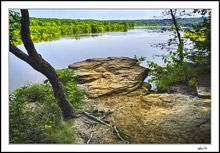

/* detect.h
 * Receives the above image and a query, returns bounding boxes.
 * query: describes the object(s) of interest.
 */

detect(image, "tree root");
[87,127,94,144]
[83,112,111,127]
[112,125,129,144]
[83,109,130,144]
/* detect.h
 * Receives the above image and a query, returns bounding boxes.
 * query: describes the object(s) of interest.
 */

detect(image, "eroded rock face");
[78,88,211,144]
[68,57,149,98]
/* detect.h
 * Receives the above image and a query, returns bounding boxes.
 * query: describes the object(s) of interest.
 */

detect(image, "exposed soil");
[69,85,211,144]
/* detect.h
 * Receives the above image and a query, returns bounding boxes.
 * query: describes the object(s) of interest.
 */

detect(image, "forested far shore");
[9,11,204,46]
[10,16,136,46]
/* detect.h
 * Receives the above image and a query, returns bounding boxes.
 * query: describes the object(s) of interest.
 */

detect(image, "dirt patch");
[70,87,211,144]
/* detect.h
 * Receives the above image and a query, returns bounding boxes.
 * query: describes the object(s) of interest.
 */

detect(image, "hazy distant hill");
[106,18,204,27]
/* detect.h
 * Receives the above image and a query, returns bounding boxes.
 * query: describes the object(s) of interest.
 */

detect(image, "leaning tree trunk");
[170,9,183,62]
[9,9,78,119]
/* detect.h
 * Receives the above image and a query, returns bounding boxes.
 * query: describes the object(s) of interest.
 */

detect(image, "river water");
[9,27,176,92]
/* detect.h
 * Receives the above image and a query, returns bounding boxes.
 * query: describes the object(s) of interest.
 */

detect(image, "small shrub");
[146,59,207,93]
[188,78,197,87]
[9,87,62,143]
[56,69,83,109]
[55,69,78,86]
[22,83,47,102]
[9,69,82,143]
[134,54,146,65]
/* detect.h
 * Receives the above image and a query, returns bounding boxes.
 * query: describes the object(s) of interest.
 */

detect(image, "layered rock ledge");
[67,57,211,144]
[68,57,150,98]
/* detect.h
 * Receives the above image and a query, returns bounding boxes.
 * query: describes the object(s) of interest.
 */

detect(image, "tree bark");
[9,9,78,119]
[170,9,189,83]
[170,9,183,62]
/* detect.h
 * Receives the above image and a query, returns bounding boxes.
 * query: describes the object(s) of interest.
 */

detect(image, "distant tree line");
[109,17,204,27]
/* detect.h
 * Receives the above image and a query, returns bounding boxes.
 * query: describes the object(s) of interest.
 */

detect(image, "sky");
[11,9,201,20]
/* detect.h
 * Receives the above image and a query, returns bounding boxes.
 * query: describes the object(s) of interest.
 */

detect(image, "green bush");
[146,60,197,92]
[9,69,82,143]
[22,83,47,102]
[56,69,83,109]
[9,87,62,143]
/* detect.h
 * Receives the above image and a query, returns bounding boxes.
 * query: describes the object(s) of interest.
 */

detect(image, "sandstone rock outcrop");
[67,57,211,144]
[68,57,149,98]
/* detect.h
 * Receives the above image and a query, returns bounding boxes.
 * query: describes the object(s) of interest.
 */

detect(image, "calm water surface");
[9,27,176,92]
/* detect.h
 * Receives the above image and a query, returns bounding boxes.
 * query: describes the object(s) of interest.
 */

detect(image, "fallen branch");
[87,132,94,144]
[101,119,110,124]
[83,112,111,127]
[90,109,98,114]
[100,110,113,116]
[112,125,129,144]
[90,109,113,117]
[83,120,92,125]
[100,115,106,120]
[83,110,130,144]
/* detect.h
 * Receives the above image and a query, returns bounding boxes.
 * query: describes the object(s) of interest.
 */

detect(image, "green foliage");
[169,25,182,29]
[9,10,22,45]
[185,9,211,71]
[145,37,209,92]
[9,70,82,143]
[48,121,75,144]
[191,90,197,96]
[142,9,211,93]
[182,32,205,41]
[147,64,180,92]
[188,78,197,87]
[9,87,63,143]
[56,69,83,109]
[91,121,97,126]
[9,14,136,46]
[134,54,146,65]
[22,83,48,102]
[118,128,129,142]
[86,106,95,113]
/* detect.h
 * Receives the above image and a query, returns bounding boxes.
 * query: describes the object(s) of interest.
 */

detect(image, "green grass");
[49,121,76,144]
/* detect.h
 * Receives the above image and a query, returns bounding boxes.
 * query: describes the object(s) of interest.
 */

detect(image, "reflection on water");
[27,26,174,43]
[32,35,61,43]
[33,33,102,43]
[70,34,102,40]
[9,26,177,92]
[13,33,103,45]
